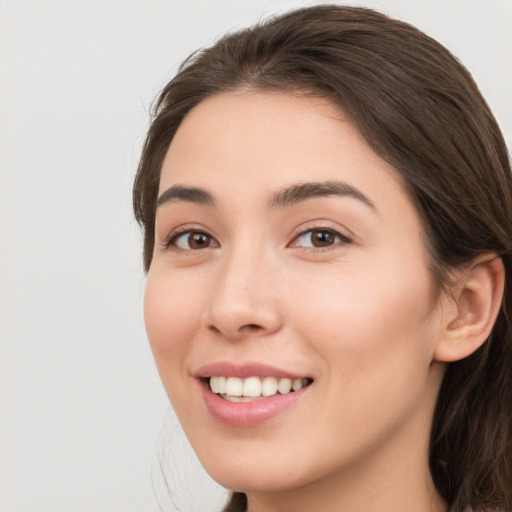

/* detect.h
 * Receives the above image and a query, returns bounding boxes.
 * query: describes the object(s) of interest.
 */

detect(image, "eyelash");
[162,225,352,252]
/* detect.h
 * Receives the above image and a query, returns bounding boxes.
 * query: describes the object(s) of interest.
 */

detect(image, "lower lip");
[200,380,310,427]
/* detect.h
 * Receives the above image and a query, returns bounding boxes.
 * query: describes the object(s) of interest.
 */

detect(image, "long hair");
[133,6,512,511]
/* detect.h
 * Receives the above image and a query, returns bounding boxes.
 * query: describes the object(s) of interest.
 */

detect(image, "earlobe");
[434,254,505,363]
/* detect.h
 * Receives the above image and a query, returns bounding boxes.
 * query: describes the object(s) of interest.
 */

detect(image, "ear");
[434,254,505,362]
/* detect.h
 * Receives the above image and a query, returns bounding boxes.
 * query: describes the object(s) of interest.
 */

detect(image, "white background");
[1,1,510,511]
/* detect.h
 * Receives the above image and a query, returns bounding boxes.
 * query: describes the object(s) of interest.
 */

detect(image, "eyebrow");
[156,180,376,211]
[268,181,376,210]
[157,185,215,208]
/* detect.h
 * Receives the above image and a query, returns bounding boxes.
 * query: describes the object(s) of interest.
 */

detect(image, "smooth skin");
[144,91,504,512]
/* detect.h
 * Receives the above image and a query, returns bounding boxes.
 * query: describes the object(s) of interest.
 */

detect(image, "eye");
[166,230,219,250]
[291,228,350,249]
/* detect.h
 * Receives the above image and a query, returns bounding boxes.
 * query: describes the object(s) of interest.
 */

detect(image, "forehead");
[159,91,409,213]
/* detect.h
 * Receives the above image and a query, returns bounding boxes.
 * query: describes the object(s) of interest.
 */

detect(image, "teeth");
[210,376,219,393]
[226,377,243,396]
[243,377,262,397]
[277,378,292,394]
[209,376,226,394]
[261,377,278,397]
[223,395,257,403]
[209,376,311,399]
[217,376,226,394]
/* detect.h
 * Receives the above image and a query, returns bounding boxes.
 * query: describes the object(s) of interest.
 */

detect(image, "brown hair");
[133,5,512,511]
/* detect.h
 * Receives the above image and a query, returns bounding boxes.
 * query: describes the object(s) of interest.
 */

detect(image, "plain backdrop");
[1,1,510,511]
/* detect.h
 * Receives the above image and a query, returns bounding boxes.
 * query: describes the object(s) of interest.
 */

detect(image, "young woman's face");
[145,92,448,496]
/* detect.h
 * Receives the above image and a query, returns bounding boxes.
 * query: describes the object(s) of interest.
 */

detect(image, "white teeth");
[209,376,311,399]
[225,376,243,396]
[210,376,227,394]
[277,378,292,394]
[243,377,262,397]
[261,377,278,397]
[292,379,303,391]
[217,376,227,394]
[223,395,256,403]
[210,376,220,393]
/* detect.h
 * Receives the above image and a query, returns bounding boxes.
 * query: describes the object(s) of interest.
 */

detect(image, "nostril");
[206,323,261,334]
[243,324,263,331]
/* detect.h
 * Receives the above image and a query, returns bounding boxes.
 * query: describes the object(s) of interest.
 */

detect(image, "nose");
[201,248,283,340]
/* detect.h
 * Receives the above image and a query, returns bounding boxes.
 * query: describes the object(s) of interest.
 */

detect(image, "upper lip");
[194,361,311,380]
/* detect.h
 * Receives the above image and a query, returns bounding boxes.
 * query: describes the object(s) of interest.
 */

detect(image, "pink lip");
[194,361,313,427]
[195,361,309,380]
[199,380,311,427]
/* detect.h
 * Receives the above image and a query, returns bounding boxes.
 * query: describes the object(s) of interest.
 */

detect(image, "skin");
[144,91,451,512]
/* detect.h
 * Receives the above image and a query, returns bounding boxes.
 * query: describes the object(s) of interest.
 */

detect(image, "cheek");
[291,257,436,386]
[282,264,439,465]
[144,269,204,371]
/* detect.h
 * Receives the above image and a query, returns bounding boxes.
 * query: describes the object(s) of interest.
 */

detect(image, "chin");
[192,438,326,495]
[205,465,306,494]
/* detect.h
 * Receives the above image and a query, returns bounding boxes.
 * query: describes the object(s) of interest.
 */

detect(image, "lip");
[195,361,309,380]
[199,380,311,427]
[195,361,313,427]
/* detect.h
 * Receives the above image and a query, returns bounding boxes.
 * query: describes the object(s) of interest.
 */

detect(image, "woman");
[133,5,512,512]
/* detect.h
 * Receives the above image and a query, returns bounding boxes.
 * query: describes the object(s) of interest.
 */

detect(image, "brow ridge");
[156,181,375,211]
[268,181,376,210]
[157,185,215,208]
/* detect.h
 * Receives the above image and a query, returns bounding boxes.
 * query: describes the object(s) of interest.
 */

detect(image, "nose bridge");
[202,238,281,338]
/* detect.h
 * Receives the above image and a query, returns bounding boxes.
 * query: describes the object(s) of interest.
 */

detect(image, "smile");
[196,362,314,426]
[209,376,313,401]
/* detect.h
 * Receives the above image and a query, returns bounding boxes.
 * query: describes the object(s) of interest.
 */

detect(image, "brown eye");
[170,231,217,250]
[311,230,335,247]
[188,232,211,249]
[293,228,349,249]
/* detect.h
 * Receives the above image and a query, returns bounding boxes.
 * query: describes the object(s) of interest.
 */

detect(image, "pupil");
[313,231,333,247]
[190,233,209,249]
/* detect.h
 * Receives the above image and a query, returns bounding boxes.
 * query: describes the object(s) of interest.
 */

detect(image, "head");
[134,5,512,511]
